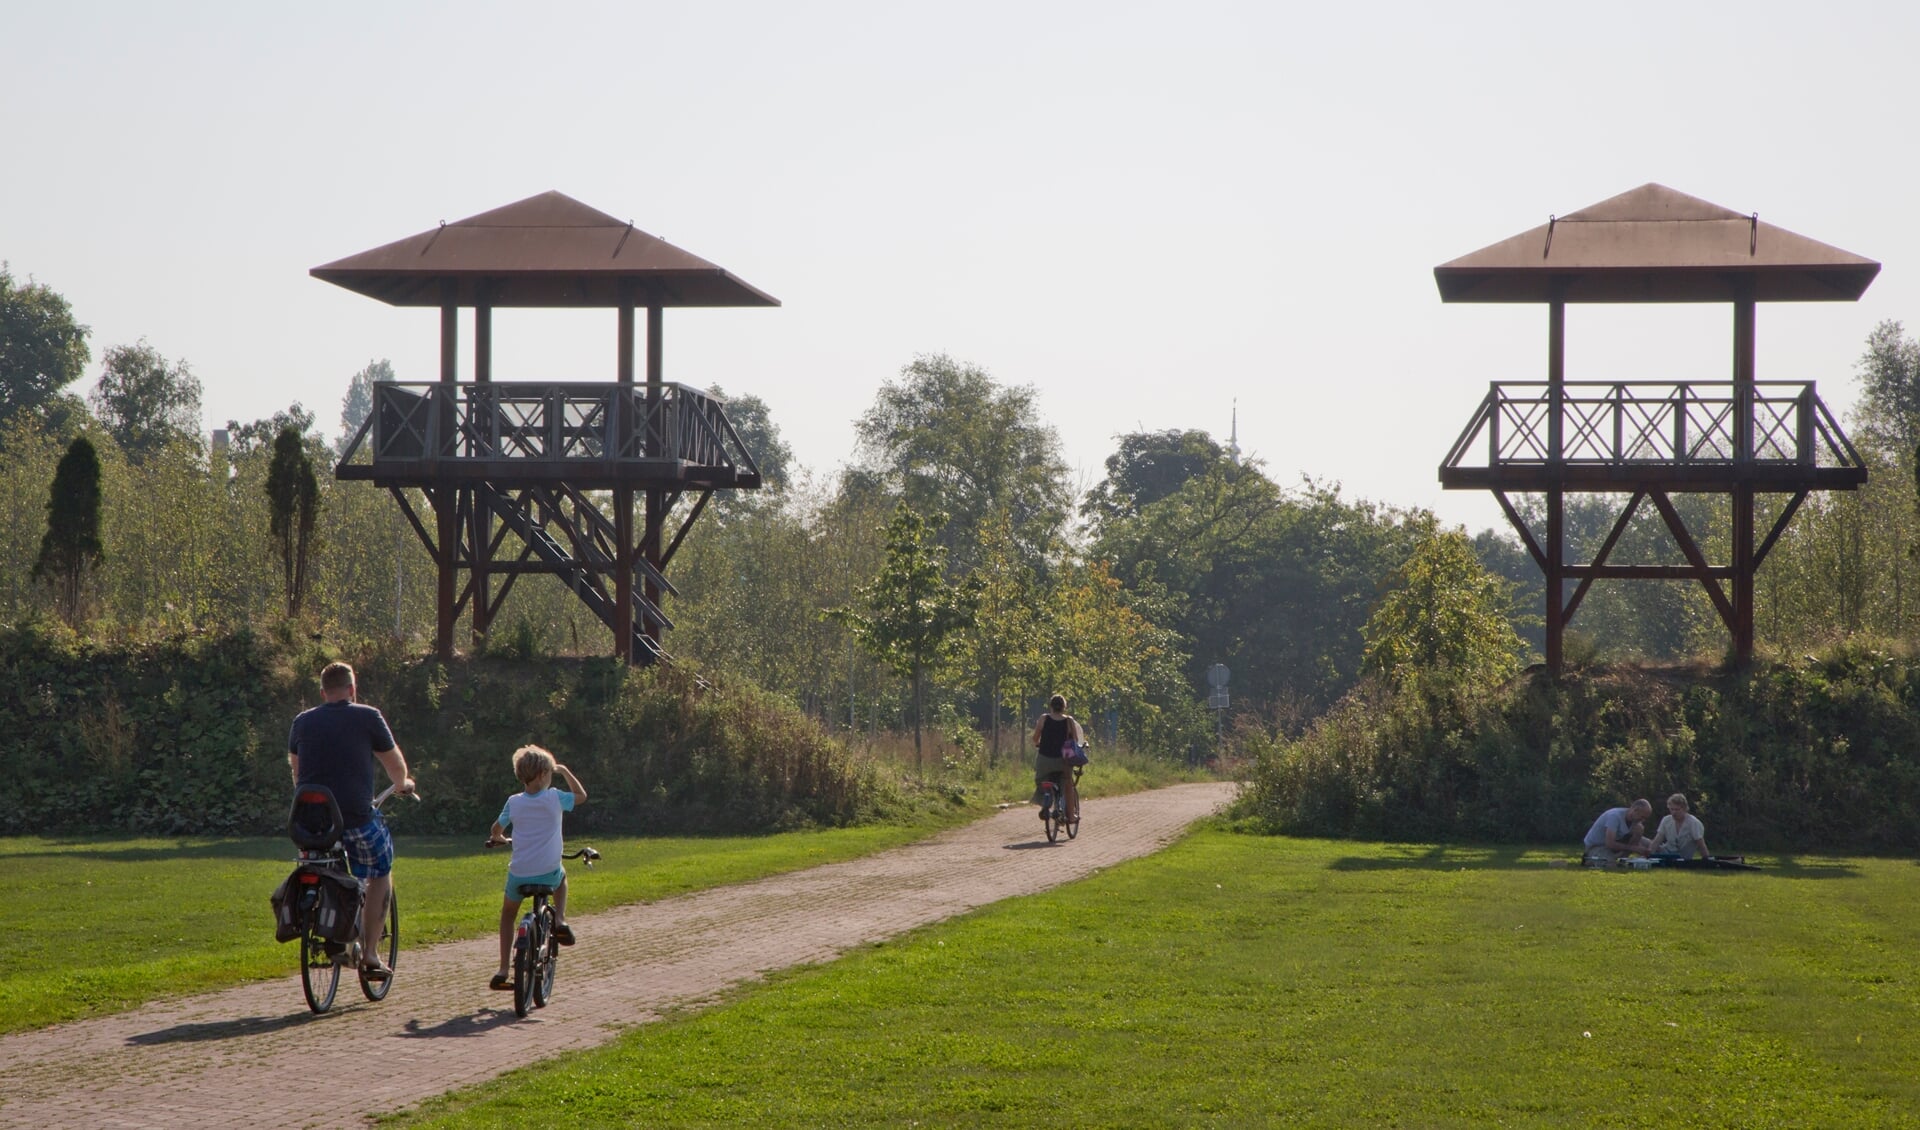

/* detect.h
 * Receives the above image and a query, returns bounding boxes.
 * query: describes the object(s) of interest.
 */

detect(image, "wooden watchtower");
[1434,184,1879,673]
[315,192,775,663]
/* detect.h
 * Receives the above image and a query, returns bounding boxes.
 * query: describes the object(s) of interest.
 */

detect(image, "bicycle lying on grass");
[483,840,601,1017]
[274,782,418,1014]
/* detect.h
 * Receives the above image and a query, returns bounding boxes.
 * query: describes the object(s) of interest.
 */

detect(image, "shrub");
[0,624,894,836]
[1231,646,1920,853]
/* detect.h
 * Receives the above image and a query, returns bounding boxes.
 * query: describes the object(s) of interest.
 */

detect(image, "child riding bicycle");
[484,745,587,991]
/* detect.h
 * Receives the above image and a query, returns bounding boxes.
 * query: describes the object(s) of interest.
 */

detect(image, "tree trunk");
[911,662,924,779]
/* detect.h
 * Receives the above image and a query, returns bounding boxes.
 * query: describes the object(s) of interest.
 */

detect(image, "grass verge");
[0,813,968,1036]
[392,832,1920,1128]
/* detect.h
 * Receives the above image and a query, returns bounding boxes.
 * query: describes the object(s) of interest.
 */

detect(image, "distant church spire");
[1228,399,1241,465]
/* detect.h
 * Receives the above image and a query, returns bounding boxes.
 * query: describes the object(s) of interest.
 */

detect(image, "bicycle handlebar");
[373,782,421,807]
[482,840,599,868]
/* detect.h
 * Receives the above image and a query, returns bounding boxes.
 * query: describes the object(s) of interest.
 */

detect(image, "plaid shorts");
[341,813,394,879]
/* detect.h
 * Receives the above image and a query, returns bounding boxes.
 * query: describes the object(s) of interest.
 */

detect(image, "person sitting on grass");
[1582,798,1653,865]
[1650,792,1711,859]
[484,745,587,990]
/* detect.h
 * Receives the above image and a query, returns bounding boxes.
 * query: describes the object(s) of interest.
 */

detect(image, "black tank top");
[1039,714,1074,758]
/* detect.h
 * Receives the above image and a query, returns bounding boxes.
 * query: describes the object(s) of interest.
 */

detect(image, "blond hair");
[513,745,556,786]
[1667,793,1690,811]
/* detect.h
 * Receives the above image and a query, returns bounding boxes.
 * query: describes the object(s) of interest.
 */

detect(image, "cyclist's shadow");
[396,1008,521,1038]
[128,1013,326,1045]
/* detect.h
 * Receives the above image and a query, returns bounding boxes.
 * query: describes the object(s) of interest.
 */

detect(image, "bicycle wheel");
[1065,805,1080,840]
[532,908,557,1008]
[511,925,535,1018]
[1043,798,1060,844]
[358,886,400,1002]
[300,926,340,1014]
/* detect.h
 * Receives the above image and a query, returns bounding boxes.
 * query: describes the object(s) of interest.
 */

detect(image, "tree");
[89,341,202,461]
[266,425,320,616]
[32,435,104,624]
[1856,320,1920,456]
[707,384,793,518]
[227,403,318,458]
[828,503,982,771]
[0,264,91,426]
[1082,428,1231,530]
[855,354,1070,571]
[1362,528,1524,688]
[955,509,1043,763]
[339,359,393,450]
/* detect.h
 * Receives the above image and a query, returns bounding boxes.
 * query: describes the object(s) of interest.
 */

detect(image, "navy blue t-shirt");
[288,700,396,828]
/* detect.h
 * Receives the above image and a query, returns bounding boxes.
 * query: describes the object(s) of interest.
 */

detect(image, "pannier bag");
[269,870,303,943]
[270,864,365,943]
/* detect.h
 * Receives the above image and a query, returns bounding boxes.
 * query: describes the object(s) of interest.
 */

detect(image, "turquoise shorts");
[505,866,565,899]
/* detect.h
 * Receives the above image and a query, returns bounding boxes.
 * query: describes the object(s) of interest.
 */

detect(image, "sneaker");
[552,923,576,947]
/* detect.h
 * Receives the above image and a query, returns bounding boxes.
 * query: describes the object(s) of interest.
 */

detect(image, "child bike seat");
[288,785,347,851]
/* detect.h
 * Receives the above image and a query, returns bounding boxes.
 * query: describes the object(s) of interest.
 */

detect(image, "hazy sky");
[4,1,1916,533]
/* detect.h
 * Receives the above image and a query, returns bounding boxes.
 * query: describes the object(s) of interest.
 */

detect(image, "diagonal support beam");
[1753,490,1809,571]
[1493,490,1547,571]
[1648,491,1737,630]
[1563,491,1644,623]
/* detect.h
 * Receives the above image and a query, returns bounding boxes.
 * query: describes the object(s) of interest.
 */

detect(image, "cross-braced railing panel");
[340,382,763,487]
[1442,381,1863,474]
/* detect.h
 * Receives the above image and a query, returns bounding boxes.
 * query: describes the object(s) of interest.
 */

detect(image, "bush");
[1231,646,1920,853]
[0,623,895,836]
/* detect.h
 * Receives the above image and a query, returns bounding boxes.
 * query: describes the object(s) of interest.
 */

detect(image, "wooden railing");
[337,381,761,481]
[1441,381,1862,473]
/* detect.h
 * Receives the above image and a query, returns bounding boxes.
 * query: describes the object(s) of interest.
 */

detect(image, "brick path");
[0,782,1234,1129]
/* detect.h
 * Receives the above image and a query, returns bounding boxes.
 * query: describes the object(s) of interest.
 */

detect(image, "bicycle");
[484,840,600,1017]
[284,782,418,1014]
[1039,765,1083,844]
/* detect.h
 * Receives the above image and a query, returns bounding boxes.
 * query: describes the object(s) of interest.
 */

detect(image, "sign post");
[1206,663,1230,761]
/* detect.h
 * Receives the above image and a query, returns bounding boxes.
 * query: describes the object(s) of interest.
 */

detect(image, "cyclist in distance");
[288,661,415,980]
[1030,693,1085,825]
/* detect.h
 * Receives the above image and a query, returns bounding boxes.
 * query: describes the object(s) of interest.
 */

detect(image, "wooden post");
[1732,286,1757,662]
[471,300,495,644]
[434,287,458,661]
[643,306,666,656]
[614,298,636,662]
[1545,290,1566,675]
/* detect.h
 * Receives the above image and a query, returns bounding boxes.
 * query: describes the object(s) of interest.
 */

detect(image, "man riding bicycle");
[288,661,414,980]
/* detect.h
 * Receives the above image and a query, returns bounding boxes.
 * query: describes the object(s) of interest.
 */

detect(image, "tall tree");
[707,384,793,518]
[89,341,202,461]
[1362,528,1525,688]
[1856,320,1920,456]
[266,425,320,616]
[955,509,1043,763]
[0,265,91,426]
[1082,428,1231,531]
[227,403,318,458]
[339,359,394,450]
[829,503,982,771]
[855,354,1070,571]
[32,435,104,624]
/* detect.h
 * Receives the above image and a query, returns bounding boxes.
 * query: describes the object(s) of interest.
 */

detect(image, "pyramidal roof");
[1434,184,1878,303]
[312,191,779,308]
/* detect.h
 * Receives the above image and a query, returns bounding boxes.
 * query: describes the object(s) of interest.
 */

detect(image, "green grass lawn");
[0,816,967,1036]
[393,832,1920,1128]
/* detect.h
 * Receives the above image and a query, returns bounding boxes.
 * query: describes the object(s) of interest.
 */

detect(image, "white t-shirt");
[497,787,576,875]
[1654,813,1706,857]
